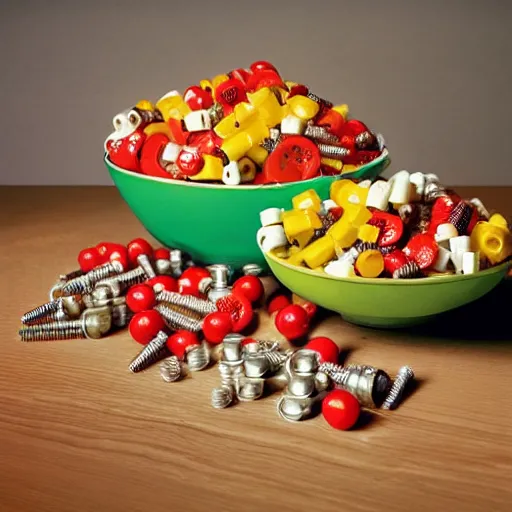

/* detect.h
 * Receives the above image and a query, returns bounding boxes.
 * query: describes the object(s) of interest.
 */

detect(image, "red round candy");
[368,211,404,247]
[147,275,178,293]
[215,78,248,112]
[178,267,211,297]
[140,133,172,179]
[183,85,214,111]
[263,136,321,183]
[106,129,146,172]
[129,310,166,345]
[228,68,252,85]
[232,275,265,303]
[428,196,457,236]
[154,248,170,260]
[167,330,200,359]
[246,69,285,92]
[403,233,439,269]
[216,293,253,333]
[127,238,154,266]
[267,294,291,315]
[95,242,130,270]
[275,304,310,341]
[305,336,339,364]
[126,284,156,313]
[176,148,205,176]
[202,311,233,344]
[383,250,410,276]
[78,247,103,273]
[322,390,361,430]
[249,61,278,73]
[315,109,346,138]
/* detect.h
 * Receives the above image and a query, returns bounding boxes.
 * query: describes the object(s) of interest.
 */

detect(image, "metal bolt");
[95,265,147,290]
[160,356,183,382]
[58,268,84,283]
[316,143,350,160]
[186,342,210,371]
[236,377,265,402]
[59,261,124,296]
[207,103,224,127]
[112,299,132,328]
[136,254,156,279]
[156,290,216,317]
[382,366,415,410]
[205,264,232,302]
[469,198,490,220]
[129,330,169,373]
[84,281,124,308]
[19,305,112,341]
[211,385,234,409]
[242,264,264,277]
[21,295,83,325]
[318,362,392,408]
[304,124,339,144]
[154,304,203,332]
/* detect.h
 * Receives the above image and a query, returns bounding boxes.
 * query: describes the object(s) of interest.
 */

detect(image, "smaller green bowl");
[262,250,510,328]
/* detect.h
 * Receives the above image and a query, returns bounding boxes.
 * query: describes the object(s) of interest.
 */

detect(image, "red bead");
[383,250,410,276]
[127,238,154,266]
[292,295,318,320]
[267,294,291,315]
[183,85,214,111]
[305,336,339,364]
[176,148,205,176]
[126,284,156,313]
[368,211,404,247]
[95,242,130,270]
[202,312,233,344]
[322,390,361,430]
[315,109,346,138]
[178,267,211,297]
[232,275,265,303]
[428,196,457,236]
[154,248,170,260]
[78,247,103,273]
[246,69,284,92]
[249,61,278,73]
[403,233,439,269]
[214,78,248,112]
[167,330,200,359]
[215,293,253,333]
[129,310,166,345]
[105,129,146,172]
[275,304,310,341]
[140,133,173,179]
[147,275,178,293]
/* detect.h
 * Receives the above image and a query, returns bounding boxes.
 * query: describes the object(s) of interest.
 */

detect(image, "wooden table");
[1,187,511,512]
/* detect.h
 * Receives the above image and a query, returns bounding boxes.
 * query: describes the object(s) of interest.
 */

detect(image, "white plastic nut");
[435,223,459,243]
[104,109,141,150]
[184,110,212,132]
[280,114,306,135]
[449,235,471,255]
[222,161,241,185]
[324,260,356,278]
[388,170,412,206]
[161,142,182,163]
[256,225,288,253]
[366,180,391,211]
[259,207,283,227]
[409,172,426,200]
[462,252,480,275]
[432,246,451,272]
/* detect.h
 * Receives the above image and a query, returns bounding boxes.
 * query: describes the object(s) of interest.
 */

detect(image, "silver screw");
[19,305,112,341]
[136,254,156,279]
[21,295,83,325]
[155,304,203,332]
[382,366,415,410]
[186,342,210,371]
[316,143,350,160]
[58,268,84,282]
[211,385,234,409]
[112,299,132,328]
[160,356,183,382]
[170,249,184,278]
[129,331,169,373]
[242,264,264,277]
[96,265,147,290]
[59,261,124,296]
[205,264,232,302]
[304,124,339,144]
[469,198,490,220]
[156,290,216,316]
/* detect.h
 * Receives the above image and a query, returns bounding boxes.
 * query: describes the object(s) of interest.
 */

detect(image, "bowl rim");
[104,147,390,191]
[263,249,511,286]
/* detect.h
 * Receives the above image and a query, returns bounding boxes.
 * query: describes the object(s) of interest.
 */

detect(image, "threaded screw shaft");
[316,144,350,160]
[186,342,210,371]
[160,356,183,382]
[155,304,203,332]
[129,331,169,373]
[156,291,217,316]
[304,125,339,144]
[211,385,234,409]
[62,261,123,295]
[96,266,147,289]
[21,300,61,324]
[382,366,415,410]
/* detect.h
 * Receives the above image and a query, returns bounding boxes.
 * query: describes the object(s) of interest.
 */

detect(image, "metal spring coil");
[393,261,421,279]
[306,92,333,109]
[263,350,289,372]
[316,144,350,160]
[382,366,415,410]
[19,320,84,341]
[303,125,339,144]
[129,331,168,373]
[160,356,183,383]
[154,304,203,332]
[62,262,121,295]
[186,342,210,371]
[353,241,379,255]
[449,201,473,235]
[97,266,146,289]
[211,385,234,409]
[156,291,217,316]
[21,299,61,324]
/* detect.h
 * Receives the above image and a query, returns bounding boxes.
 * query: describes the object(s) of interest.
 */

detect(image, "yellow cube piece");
[330,179,369,209]
[247,87,285,128]
[328,217,359,249]
[470,221,512,265]
[332,104,349,120]
[345,204,372,226]
[135,99,155,111]
[246,145,268,166]
[341,164,359,175]
[221,132,253,161]
[301,236,336,268]
[321,157,343,171]
[282,208,322,239]
[489,213,509,229]
[243,118,269,145]
[358,224,380,243]
[290,229,315,249]
[156,93,191,122]
[200,79,213,91]
[286,249,306,267]
[286,95,320,121]
[188,155,224,181]
[292,189,322,212]
[355,250,384,278]
[143,122,172,138]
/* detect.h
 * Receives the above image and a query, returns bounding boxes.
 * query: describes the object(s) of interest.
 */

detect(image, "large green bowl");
[105,149,390,269]
[262,250,510,328]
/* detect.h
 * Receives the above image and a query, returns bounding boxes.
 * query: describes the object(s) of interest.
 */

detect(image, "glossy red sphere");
[127,238,154,266]
[167,330,200,358]
[232,275,264,303]
[275,304,310,340]
[154,248,171,260]
[305,336,339,364]
[126,284,156,313]
[322,390,361,430]
[249,60,278,73]
[215,293,253,333]
[202,312,233,344]
[267,294,291,315]
[129,310,166,345]
[183,85,214,111]
[78,247,103,273]
[178,267,211,297]
[176,149,205,176]
[147,275,178,293]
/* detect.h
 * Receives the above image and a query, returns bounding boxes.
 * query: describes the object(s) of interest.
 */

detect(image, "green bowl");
[262,250,510,328]
[105,149,390,269]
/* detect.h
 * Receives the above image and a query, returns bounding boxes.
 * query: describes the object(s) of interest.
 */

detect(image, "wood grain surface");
[0,186,511,512]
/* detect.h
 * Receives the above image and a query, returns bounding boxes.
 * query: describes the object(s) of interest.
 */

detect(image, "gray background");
[1,0,511,186]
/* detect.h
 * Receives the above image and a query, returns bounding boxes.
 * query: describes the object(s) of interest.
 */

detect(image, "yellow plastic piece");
[238,157,257,183]
[292,189,322,212]
[286,95,320,121]
[321,157,343,171]
[246,145,268,166]
[355,250,384,278]
[221,132,253,162]
[301,236,336,269]
[143,122,172,138]
[330,179,369,208]
[470,220,512,265]
[244,118,269,144]
[135,99,155,111]
[287,249,306,266]
[282,208,322,238]
[188,155,224,181]
[358,224,380,244]
[327,217,360,249]
[156,93,191,121]
[489,213,508,229]
[200,79,213,91]
[247,87,288,128]
[212,74,230,88]
[285,80,297,90]
[332,104,349,120]
[345,204,372,225]
[341,164,359,175]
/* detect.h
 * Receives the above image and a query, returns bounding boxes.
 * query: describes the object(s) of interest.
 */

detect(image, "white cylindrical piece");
[257,226,288,253]
[358,180,372,189]
[222,161,241,185]
[321,199,338,213]
[324,260,356,278]
[435,223,459,243]
[280,114,305,135]
[388,170,412,206]
[462,252,480,275]
[449,235,472,255]
[366,180,391,211]
[184,110,212,132]
[409,172,426,201]
[161,142,182,163]
[432,246,451,272]
[259,207,283,227]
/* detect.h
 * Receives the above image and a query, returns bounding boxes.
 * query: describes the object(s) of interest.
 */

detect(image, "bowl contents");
[104,60,386,185]
[257,171,512,278]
